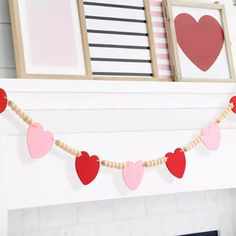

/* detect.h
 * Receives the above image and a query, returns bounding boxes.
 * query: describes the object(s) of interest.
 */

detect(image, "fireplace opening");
[178,231,218,236]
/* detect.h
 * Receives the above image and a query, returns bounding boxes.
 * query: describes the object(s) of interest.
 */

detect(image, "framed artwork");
[9,0,92,79]
[162,0,235,82]
[82,0,159,80]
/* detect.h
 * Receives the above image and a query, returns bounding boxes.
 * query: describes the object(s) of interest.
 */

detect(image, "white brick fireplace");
[8,190,236,236]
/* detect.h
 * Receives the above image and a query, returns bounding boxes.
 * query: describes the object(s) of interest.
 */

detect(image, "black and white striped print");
[83,0,153,77]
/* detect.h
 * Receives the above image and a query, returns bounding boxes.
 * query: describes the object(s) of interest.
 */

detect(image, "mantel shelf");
[1,78,236,94]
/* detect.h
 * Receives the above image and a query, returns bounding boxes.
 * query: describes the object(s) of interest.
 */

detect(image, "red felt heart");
[174,13,224,71]
[0,88,7,113]
[165,148,186,178]
[75,151,100,185]
[230,96,236,113]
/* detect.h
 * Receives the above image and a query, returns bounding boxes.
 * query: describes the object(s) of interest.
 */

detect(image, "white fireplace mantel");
[1,79,236,235]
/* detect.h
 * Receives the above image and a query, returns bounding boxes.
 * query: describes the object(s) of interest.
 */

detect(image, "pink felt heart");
[27,123,54,158]
[123,161,144,191]
[201,122,221,150]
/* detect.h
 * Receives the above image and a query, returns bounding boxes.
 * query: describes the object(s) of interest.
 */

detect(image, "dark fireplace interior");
[179,231,218,236]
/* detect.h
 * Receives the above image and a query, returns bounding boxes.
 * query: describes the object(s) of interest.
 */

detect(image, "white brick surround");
[8,190,236,236]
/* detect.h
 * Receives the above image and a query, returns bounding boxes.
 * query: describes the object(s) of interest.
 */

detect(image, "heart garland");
[1,87,236,190]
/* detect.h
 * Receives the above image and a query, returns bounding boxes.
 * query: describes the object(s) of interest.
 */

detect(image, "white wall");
[1,0,236,235]
[0,0,15,77]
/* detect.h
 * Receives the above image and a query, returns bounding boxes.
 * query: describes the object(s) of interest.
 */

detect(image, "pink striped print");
[158,53,169,60]
[153,32,166,38]
[158,64,171,70]
[152,21,165,28]
[149,0,172,80]
[149,0,162,7]
[151,11,163,17]
[155,43,168,49]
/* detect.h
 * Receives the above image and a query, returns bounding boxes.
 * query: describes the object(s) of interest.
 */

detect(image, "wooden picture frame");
[9,0,92,80]
[162,0,235,82]
[82,0,159,81]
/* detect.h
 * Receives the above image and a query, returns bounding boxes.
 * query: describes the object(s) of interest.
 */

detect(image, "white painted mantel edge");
[1,78,236,93]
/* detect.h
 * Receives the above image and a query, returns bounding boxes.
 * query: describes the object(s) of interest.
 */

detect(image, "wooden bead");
[183,146,189,152]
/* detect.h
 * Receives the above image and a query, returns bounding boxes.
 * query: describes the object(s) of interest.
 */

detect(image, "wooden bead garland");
[55,139,81,157]
[8,100,33,125]
[144,157,167,167]
[101,160,125,169]
[100,156,168,169]
[2,86,236,188]
[215,103,234,123]
[183,135,202,152]
[3,94,236,171]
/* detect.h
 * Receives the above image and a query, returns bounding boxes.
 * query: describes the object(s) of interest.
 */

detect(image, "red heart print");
[75,151,100,185]
[230,96,236,113]
[175,14,224,71]
[165,148,186,178]
[0,88,7,113]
